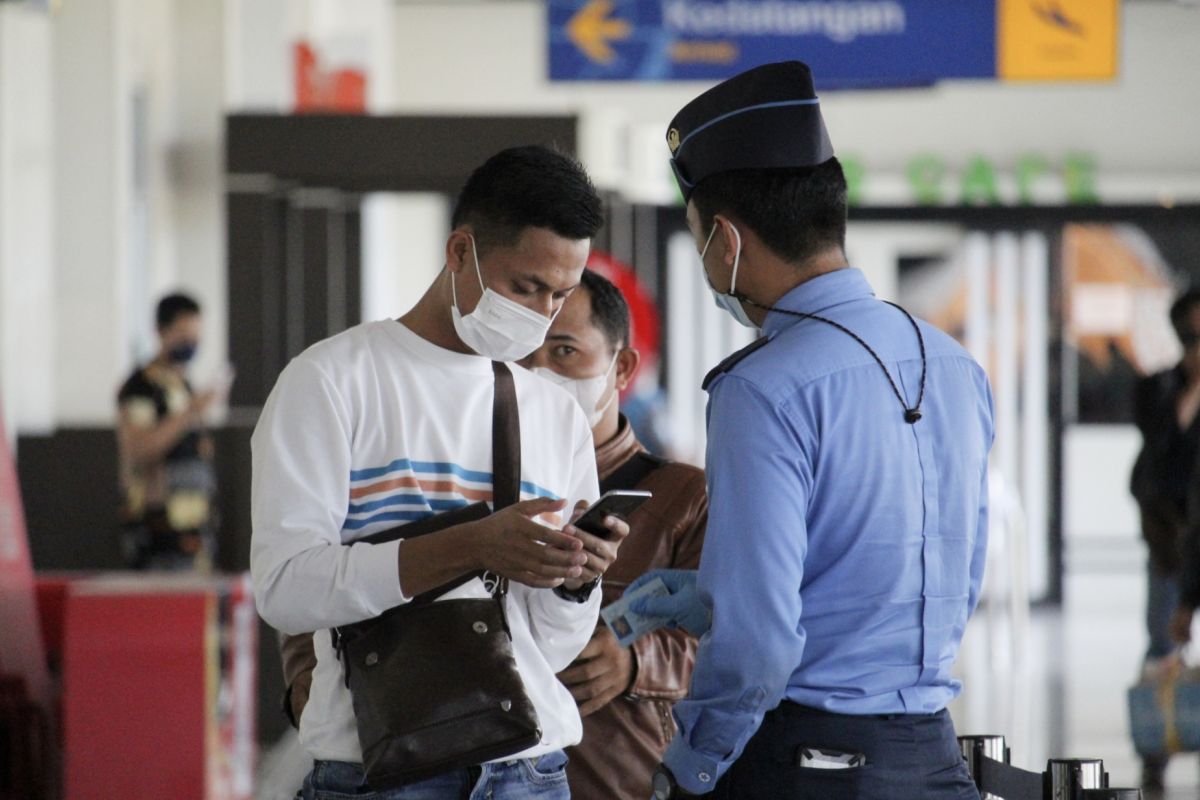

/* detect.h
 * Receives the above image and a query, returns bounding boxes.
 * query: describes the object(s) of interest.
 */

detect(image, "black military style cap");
[666,61,835,201]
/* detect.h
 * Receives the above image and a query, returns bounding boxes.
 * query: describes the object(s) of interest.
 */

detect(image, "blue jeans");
[299,752,569,800]
[1146,561,1180,661]
[713,703,979,800]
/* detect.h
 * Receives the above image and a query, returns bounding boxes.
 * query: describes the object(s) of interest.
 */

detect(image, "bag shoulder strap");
[600,450,670,493]
[491,361,521,510]
[484,361,520,599]
[408,362,520,604]
[354,364,520,606]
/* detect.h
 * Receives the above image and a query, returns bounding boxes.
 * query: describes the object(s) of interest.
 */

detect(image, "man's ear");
[445,228,472,275]
[616,347,640,392]
[714,215,740,267]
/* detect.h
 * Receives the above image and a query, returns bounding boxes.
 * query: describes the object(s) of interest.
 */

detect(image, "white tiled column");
[0,4,55,440]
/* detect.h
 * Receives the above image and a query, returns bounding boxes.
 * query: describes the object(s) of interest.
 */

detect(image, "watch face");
[652,770,672,799]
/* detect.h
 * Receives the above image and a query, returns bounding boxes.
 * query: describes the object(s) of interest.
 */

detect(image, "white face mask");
[701,222,756,328]
[450,235,556,361]
[533,351,619,428]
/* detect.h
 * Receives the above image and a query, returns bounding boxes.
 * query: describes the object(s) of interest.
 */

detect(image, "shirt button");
[699,772,712,783]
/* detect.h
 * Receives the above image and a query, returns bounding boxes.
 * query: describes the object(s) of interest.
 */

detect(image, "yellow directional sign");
[550,1,1119,84]
[567,0,632,65]
[999,0,1119,80]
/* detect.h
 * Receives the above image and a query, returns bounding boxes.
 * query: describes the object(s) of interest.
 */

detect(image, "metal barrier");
[958,735,1144,800]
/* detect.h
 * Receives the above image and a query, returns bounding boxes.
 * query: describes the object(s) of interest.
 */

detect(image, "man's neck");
[591,405,621,449]
[399,270,475,354]
[771,249,849,301]
[746,248,849,326]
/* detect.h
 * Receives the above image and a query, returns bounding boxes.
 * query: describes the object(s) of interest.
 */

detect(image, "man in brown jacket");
[523,268,708,799]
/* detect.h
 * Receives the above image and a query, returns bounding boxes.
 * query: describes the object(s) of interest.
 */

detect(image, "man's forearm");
[396,523,481,598]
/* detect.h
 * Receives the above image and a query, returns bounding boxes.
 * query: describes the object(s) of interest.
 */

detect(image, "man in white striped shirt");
[251,146,630,799]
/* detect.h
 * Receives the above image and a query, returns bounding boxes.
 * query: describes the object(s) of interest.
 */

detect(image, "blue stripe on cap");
[675,98,821,157]
[671,159,694,188]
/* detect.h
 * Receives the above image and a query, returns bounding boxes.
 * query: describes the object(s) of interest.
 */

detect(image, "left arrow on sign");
[567,0,632,65]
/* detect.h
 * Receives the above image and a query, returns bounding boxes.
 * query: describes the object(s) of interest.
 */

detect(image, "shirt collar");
[762,268,875,337]
[595,414,644,480]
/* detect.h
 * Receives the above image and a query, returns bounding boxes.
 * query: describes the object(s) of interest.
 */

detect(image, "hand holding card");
[601,577,670,647]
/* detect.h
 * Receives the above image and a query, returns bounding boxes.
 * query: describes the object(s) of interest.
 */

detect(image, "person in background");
[1134,288,1200,791]
[632,61,993,799]
[116,292,221,571]
[522,269,708,799]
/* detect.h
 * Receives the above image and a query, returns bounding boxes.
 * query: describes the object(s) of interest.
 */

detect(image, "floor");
[258,565,1200,799]
[951,563,1200,799]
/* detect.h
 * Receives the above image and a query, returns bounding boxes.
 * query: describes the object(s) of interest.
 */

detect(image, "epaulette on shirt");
[702,336,771,391]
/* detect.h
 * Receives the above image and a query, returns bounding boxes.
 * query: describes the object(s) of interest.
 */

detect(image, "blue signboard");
[548,0,997,87]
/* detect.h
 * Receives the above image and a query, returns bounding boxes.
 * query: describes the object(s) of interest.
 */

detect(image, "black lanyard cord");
[744,297,928,424]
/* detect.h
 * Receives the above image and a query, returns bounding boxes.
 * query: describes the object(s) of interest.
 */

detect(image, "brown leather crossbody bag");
[332,361,541,788]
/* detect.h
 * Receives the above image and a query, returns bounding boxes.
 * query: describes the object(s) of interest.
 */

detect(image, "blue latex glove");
[627,568,710,637]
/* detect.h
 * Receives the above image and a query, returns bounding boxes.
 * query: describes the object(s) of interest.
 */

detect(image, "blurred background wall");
[2,1,1200,786]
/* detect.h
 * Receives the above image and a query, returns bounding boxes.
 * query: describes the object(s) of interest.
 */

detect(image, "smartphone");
[573,490,652,539]
[796,747,867,770]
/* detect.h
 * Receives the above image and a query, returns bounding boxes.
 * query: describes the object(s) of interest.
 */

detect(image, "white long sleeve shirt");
[250,319,601,763]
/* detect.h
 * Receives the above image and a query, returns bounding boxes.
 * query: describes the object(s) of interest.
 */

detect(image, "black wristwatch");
[553,576,600,603]
[652,764,697,798]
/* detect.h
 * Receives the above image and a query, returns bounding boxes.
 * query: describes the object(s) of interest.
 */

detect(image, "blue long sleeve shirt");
[665,268,994,794]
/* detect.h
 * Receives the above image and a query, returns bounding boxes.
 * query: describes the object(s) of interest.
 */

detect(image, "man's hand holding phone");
[559,490,648,589]
[470,498,588,589]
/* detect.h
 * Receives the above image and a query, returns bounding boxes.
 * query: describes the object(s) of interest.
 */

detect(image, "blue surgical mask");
[167,342,198,364]
[700,223,756,328]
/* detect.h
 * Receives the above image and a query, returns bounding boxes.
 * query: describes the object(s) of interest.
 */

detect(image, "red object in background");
[585,251,662,393]
[33,577,72,674]
[63,588,209,799]
[294,40,366,113]
[0,405,50,710]
[59,574,258,800]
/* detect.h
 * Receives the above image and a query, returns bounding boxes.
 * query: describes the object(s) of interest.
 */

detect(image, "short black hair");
[690,158,847,265]
[1171,288,1200,335]
[451,146,603,254]
[156,292,201,330]
[579,269,630,353]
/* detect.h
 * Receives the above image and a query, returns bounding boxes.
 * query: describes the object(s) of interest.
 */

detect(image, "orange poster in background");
[295,41,367,113]
[999,0,1119,81]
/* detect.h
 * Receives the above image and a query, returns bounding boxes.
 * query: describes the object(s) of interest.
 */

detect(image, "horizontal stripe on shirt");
[349,457,560,501]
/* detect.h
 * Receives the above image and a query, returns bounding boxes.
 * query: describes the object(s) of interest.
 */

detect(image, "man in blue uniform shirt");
[635,61,994,799]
